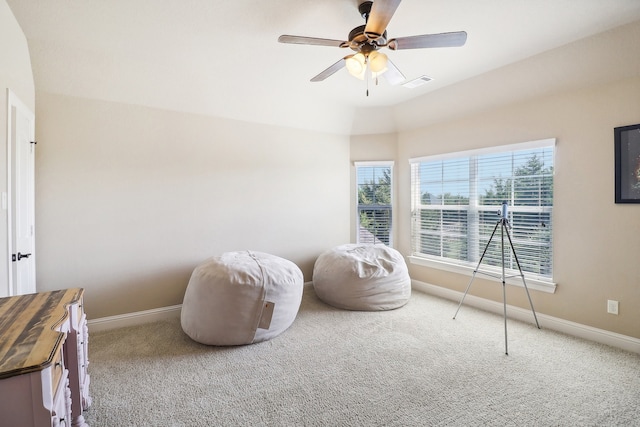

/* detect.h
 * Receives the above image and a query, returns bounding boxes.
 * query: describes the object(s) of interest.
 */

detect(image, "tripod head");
[497,201,510,226]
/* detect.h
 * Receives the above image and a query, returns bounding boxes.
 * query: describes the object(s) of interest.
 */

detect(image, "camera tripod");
[453,203,541,355]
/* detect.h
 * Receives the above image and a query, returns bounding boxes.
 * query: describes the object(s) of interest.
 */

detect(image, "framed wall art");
[614,123,640,203]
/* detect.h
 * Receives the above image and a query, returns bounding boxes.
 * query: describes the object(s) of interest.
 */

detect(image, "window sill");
[408,256,557,294]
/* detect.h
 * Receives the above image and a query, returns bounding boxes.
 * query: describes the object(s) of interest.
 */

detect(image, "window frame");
[409,139,557,293]
[354,161,394,246]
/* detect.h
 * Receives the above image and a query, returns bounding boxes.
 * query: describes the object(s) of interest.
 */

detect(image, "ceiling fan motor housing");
[348,25,387,51]
[349,2,387,53]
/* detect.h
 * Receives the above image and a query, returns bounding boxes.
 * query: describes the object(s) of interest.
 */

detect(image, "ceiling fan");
[278,0,467,88]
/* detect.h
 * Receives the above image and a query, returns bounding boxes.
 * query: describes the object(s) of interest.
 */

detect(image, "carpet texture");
[84,284,639,426]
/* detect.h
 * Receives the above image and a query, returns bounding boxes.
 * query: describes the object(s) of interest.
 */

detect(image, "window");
[355,162,393,246]
[410,139,554,282]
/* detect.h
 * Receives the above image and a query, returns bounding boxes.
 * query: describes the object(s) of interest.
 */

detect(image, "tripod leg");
[501,222,508,355]
[502,274,508,355]
[453,221,500,319]
[453,270,478,320]
[504,224,541,329]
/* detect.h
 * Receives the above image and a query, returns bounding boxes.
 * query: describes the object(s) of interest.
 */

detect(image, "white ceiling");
[7,0,640,135]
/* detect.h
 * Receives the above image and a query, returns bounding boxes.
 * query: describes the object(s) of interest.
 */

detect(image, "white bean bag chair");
[181,251,303,345]
[312,244,411,311]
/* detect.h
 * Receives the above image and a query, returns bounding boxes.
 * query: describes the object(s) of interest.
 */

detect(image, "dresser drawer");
[77,300,84,325]
[51,367,71,427]
[51,346,65,396]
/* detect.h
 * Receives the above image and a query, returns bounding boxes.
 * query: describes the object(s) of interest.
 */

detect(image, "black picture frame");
[614,123,640,203]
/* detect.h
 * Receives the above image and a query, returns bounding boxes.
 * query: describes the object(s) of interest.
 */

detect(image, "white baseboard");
[412,280,640,354]
[88,304,182,333]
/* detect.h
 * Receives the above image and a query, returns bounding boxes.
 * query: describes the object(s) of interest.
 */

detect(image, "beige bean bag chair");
[181,251,303,345]
[312,244,411,311]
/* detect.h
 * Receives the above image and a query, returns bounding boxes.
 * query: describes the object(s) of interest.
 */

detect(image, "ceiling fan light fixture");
[346,53,366,78]
[368,51,388,73]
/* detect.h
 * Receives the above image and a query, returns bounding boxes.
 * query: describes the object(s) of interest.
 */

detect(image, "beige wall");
[395,76,640,339]
[0,0,34,295]
[35,92,350,318]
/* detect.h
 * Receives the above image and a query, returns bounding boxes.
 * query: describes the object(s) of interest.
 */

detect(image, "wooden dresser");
[0,288,91,427]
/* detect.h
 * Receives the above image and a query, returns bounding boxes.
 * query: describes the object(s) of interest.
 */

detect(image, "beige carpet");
[84,284,640,426]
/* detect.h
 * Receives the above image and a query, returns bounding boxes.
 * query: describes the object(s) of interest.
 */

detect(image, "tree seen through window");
[357,165,392,245]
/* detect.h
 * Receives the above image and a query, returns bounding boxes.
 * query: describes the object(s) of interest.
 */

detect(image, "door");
[8,90,36,295]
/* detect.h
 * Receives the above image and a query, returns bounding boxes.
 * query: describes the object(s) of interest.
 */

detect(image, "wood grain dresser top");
[0,288,84,379]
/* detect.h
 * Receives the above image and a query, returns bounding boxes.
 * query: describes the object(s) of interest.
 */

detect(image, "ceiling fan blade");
[364,0,402,41]
[382,59,405,85]
[388,31,467,50]
[310,57,347,82]
[278,35,347,48]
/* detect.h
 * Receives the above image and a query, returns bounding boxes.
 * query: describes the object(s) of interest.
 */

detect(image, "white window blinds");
[410,139,555,280]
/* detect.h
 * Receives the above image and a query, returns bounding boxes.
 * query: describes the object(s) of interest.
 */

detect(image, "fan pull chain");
[366,64,370,96]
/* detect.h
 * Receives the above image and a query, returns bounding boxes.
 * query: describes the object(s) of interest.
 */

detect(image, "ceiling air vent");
[402,75,433,89]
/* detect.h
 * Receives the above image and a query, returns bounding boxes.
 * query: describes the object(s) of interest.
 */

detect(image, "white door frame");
[6,89,36,296]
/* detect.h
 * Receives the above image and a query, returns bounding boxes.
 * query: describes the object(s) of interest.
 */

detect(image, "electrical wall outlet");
[607,300,619,315]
